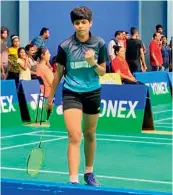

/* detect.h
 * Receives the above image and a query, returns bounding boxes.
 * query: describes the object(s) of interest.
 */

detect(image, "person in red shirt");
[111,45,138,84]
[149,32,163,71]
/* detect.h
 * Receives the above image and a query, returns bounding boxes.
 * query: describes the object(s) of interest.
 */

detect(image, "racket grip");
[47,110,51,120]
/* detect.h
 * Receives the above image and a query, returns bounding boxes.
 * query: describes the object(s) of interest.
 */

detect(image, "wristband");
[92,64,98,70]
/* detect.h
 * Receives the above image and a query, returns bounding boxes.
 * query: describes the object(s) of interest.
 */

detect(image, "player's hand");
[46,101,54,113]
[84,49,96,66]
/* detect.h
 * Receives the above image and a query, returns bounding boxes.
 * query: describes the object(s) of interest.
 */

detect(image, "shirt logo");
[70,61,91,69]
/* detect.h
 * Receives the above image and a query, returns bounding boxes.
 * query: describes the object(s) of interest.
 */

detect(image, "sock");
[70,175,79,183]
[85,166,93,174]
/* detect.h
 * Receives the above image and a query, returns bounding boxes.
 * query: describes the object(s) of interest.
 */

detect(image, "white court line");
[0,167,172,185]
[30,134,172,146]
[155,118,172,123]
[0,137,67,151]
[153,110,172,114]
[154,125,173,129]
[155,122,172,125]
[0,130,43,139]
[40,130,172,141]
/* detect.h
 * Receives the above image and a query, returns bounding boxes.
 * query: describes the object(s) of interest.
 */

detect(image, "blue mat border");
[1,178,172,195]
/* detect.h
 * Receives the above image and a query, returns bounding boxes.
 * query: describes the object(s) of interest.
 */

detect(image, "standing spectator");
[108,31,123,61]
[7,35,20,85]
[156,24,163,36]
[8,35,20,57]
[0,26,9,79]
[25,43,38,79]
[161,36,171,71]
[149,33,163,71]
[17,47,31,80]
[31,27,50,50]
[126,27,147,74]
[169,37,172,72]
[36,48,54,98]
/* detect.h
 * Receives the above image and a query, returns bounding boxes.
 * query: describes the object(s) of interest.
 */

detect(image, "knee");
[83,131,95,142]
[68,132,82,145]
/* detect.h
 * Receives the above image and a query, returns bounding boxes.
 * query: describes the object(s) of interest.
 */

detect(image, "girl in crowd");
[36,48,54,98]
[17,47,31,81]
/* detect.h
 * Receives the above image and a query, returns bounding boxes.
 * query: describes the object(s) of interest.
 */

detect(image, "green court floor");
[1,126,172,193]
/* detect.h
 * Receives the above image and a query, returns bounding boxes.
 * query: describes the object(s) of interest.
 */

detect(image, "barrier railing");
[135,71,172,131]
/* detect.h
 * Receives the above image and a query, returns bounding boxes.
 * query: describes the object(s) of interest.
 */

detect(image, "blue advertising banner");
[21,80,46,123]
[1,80,22,128]
[168,72,172,87]
[135,72,172,131]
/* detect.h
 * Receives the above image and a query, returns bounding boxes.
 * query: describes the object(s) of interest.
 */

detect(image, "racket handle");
[47,110,51,120]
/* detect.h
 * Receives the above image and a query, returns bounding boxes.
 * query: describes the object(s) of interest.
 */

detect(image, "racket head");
[27,147,44,176]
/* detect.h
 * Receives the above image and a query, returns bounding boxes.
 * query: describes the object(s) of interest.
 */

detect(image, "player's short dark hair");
[156,24,163,31]
[40,27,49,36]
[130,27,138,36]
[70,6,92,23]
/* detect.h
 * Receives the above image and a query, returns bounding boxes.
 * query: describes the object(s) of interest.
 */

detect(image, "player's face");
[73,19,92,37]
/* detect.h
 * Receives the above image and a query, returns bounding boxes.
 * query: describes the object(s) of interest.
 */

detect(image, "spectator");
[125,31,130,40]
[25,43,38,79]
[149,33,163,71]
[169,37,172,72]
[156,24,163,36]
[126,27,147,74]
[31,27,50,50]
[17,47,31,80]
[36,48,54,98]
[108,31,123,61]
[161,36,171,71]
[111,45,137,84]
[8,35,20,57]
[0,26,9,79]
[7,35,20,85]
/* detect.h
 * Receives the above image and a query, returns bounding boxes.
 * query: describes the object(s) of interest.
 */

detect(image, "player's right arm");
[46,45,66,111]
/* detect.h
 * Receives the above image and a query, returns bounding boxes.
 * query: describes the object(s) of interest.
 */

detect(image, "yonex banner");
[1,80,22,128]
[168,72,172,87]
[135,72,172,131]
[21,80,47,123]
[49,84,147,133]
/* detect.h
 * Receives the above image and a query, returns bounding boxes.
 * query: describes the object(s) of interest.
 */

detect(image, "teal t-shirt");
[56,33,108,93]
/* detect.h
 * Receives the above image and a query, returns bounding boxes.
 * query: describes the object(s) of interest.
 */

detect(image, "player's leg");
[63,90,83,184]
[82,89,101,186]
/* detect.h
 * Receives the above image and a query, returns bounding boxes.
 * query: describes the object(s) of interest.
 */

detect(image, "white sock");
[70,175,79,183]
[85,166,93,174]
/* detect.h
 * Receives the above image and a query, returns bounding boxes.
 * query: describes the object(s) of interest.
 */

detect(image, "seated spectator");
[0,26,9,79]
[17,47,31,81]
[25,43,38,79]
[36,48,54,98]
[161,36,171,71]
[108,31,123,62]
[111,46,138,84]
[8,35,20,57]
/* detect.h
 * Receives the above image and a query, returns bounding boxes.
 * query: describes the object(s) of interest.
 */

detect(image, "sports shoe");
[68,182,79,185]
[84,173,100,186]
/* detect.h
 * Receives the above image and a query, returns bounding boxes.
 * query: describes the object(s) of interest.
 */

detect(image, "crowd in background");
[0,24,172,96]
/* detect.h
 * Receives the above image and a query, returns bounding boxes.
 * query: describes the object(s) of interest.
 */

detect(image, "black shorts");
[62,88,101,114]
